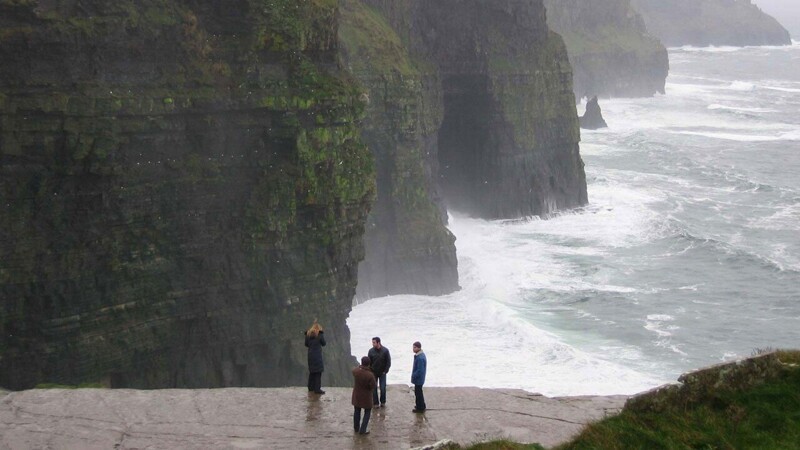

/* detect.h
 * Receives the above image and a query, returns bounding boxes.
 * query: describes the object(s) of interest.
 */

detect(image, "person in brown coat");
[352,356,377,435]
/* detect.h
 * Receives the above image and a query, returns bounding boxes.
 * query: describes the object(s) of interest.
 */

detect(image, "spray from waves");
[598,88,792,136]
[349,203,671,396]
[748,202,800,232]
[728,81,756,91]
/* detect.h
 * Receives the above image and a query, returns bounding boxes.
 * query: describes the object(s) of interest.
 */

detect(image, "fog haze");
[756,0,800,38]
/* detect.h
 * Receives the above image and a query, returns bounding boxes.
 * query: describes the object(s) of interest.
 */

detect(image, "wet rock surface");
[0,386,626,449]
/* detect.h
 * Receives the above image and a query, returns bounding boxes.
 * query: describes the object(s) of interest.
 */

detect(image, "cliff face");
[545,0,669,99]
[1,0,589,387]
[631,0,792,47]
[339,0,459,300]
[367,0,588,220]
[0,0,373,390]
[342,0,587,300]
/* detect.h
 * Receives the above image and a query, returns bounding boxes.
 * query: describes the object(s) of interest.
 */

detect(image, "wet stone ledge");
[0,386,626,449]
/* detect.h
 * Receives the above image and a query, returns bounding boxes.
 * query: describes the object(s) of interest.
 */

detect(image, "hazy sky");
[755,0,800,38]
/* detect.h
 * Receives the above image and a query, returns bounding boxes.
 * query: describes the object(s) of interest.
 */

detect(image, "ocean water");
[349,42,800,397]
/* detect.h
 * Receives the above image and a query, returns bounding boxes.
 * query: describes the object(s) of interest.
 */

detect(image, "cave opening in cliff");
[436,74,492,216]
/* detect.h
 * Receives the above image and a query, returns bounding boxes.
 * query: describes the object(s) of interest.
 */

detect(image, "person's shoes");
[314,390,326,395]
[359,431,370,435]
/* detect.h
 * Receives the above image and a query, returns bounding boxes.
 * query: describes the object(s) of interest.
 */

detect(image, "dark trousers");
[308,372,322,392]
[414,384,426,411]
[353,407,372,433]
[372,373,387,405]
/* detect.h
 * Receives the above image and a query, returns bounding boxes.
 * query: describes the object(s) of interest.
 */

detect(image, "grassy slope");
[456,350,800,450]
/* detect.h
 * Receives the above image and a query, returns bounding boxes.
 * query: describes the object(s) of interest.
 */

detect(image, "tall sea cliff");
[339,0,459,300]
[0,0,373,389]
[631,0,792,47]
[545,0,669,99]
[1,0,587,388]
[347,0,588,299]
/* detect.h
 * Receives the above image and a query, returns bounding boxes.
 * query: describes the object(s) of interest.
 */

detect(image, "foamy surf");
[350,43,800,396]
[349,216,669,397]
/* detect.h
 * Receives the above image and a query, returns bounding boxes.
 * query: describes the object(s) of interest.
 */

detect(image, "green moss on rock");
[0,0,373,390]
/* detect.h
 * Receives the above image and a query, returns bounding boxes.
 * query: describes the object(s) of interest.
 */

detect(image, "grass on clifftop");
[451,351,800,450]
[444,441,544,450]
[555,350,800,450]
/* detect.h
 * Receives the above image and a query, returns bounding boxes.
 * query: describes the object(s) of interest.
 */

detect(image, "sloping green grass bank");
[458,351,800,450]
[556,350,800,450]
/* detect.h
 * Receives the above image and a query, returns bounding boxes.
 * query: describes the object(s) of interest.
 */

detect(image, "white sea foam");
[674,130,800,142]
[707,104,777,113]
[728,81,756,91]
[763,85,800,93]
[351,44,800,396]
[349,213,669,396]
[673,45,742,53]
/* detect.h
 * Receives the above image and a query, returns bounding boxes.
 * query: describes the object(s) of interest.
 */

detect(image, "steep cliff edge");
[631,0,792,47]
[545,0,668,99]
[367,0,588,220]
[0,0,373,390]
[339,0,459,300]
[343,0,587,300]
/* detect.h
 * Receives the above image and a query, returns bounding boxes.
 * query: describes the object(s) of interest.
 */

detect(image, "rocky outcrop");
[631,0,792,47]
[580,97,609,130]
[0,1,373,390]
[545,0,669,99]
[339,0,459,300]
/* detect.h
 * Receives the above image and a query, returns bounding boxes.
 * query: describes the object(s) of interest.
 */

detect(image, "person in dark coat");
[367,337,391,407]
[411,341,427,413]
[352,356,377,435]
[304,320,326,394]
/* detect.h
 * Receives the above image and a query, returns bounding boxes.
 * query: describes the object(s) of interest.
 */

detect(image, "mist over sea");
[350,42,800,397]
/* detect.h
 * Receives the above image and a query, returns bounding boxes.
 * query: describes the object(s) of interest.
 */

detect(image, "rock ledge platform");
[0,386,626,449]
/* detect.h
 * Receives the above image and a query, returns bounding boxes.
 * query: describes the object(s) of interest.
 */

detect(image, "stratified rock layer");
[339,0,459,300]
[631,0,792,47]
[545,0,669,99]
[0,1,373,390]
[367,0,588,220]
[345,0,588,300]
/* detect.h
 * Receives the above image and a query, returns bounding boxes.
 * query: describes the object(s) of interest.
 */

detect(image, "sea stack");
[580,96,609,130]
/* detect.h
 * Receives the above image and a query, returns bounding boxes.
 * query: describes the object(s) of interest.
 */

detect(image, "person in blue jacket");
[411,341,427,413]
